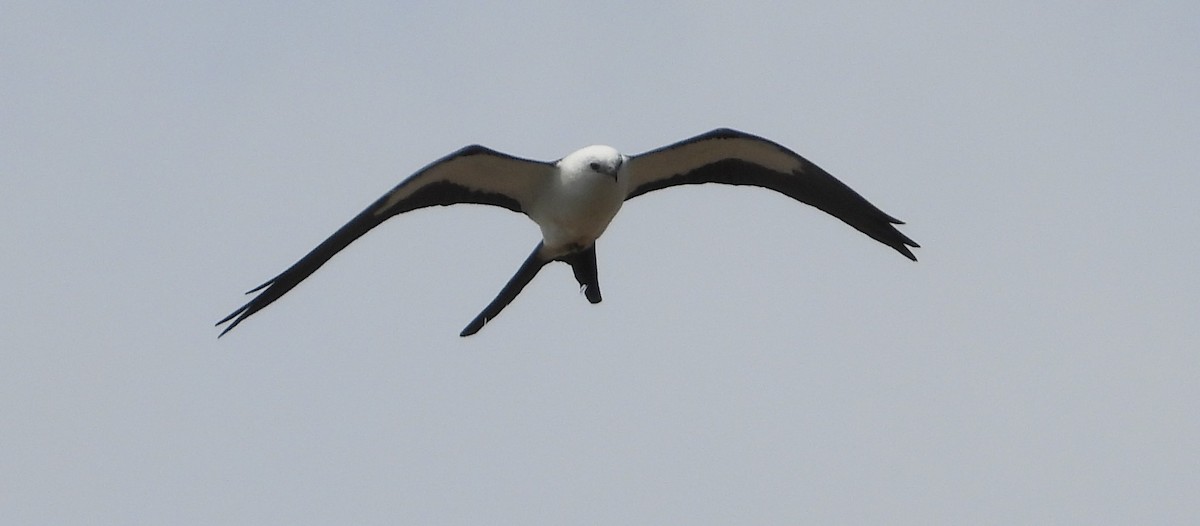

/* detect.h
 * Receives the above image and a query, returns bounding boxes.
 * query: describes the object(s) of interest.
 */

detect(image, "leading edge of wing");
[216,145,555,336]
[624,128,920,261]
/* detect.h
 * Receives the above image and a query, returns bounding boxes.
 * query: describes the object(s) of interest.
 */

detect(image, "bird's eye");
[589,162,601,171]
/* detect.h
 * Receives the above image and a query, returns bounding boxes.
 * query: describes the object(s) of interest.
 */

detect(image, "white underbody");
[526,145,629,254]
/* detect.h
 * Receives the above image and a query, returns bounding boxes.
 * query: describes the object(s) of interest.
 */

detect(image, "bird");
[217,128,918,337]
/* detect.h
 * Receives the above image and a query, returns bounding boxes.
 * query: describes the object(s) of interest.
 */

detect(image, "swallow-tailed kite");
[217,128,918,337]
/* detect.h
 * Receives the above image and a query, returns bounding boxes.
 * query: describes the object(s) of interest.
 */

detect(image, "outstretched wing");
[626,128,919,260]
[217,145,555,336]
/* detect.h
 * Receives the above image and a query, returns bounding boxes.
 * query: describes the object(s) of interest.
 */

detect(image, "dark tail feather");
[560,244,601,304]
[460,242,552,337]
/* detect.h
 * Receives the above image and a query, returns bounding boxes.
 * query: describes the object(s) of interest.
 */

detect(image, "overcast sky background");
[3,1,1198,524]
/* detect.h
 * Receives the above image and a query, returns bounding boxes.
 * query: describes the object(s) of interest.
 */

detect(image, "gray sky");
[3,1,1198,524]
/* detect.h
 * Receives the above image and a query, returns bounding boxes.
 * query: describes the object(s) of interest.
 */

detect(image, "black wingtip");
[887,234,919,262]
[215,301,254,338]
[246,278,274,295]
[215,316,239,338]
[215,308,241,327]
[892,227,920,262]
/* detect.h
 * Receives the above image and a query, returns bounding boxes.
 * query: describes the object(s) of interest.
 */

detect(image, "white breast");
[527,172,623,251]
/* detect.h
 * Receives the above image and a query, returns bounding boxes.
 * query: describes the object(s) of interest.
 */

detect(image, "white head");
[559,145,626,182]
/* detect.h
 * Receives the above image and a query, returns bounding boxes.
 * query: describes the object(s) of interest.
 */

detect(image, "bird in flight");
[217,128,918,337]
